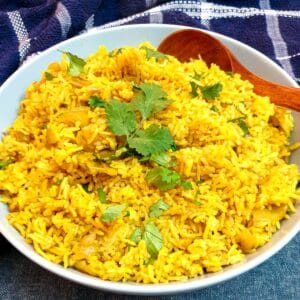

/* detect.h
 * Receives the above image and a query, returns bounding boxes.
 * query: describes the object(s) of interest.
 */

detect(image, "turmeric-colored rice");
[0,44,299,283]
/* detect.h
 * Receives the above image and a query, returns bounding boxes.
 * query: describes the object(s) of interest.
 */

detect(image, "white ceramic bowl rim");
[0,24,299,295]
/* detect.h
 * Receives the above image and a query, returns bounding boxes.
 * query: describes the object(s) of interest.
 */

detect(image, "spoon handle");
[229,52,300,111]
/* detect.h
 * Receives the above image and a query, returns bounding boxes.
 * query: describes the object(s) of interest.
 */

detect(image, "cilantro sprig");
[44,72,54,81]
[146,166,192,191]
[131,83,171,122]
[88,96,106,108]
[97,188,107,203]
[89,81,192,193]
[141,152,176,168]
[229,116,249,137]
[101,204,127,223]
[91,83,174,160]
[142,47,168,62]
[106,99,137,136]
[129,222,163,260]
[190,81,223,100]
[130,228,142,244]
[0,160,12,170]
[127,124,174,157]
[61,51,86,76]
[143,222,163,259]
[149,199,170,217]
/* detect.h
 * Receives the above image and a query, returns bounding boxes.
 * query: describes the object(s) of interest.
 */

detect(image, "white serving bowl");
[0,24,299,295]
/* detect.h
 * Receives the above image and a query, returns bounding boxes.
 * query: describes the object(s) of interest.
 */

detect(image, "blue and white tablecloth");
[0,1,299,299]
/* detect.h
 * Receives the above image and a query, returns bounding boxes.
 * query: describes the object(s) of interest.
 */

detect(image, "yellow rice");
[0,43,299,283]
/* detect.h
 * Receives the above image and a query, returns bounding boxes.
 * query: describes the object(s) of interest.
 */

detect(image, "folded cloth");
[0,0,299,85]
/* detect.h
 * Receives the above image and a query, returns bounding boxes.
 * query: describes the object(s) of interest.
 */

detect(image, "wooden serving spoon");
[158,29,300,111]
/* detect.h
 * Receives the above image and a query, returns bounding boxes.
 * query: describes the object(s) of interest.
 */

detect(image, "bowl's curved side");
[0,24,299,295]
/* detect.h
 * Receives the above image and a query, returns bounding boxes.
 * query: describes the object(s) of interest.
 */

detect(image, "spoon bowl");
[158,29,300,111]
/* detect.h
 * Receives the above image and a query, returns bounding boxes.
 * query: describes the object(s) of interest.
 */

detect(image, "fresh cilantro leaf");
[142,47,168,61]
[229,117,249,137]
[41,124,48,129]
[56,179,63,185]
[109,48,123,57]
[296,180,300,189]
[170,143,177,152]
[105,99,136,136]
[149,199,170,217]
[194,191,202,206]
[225,71,235,77]
[200,83,223,100]
[63,51,86,76]
[180,181,193,189]
[237,119,249,137]
[0,160,12,170]
[128,124,174,157]
[192,72,202,80]
[146,166,181,191]
[210,105,219,112]
[45,72,54,81]
[190,81,199,98]
[101,204,127,223]
[131,83,171,121]
[130,228,142,244]
[93,147,131,163]
[82,183,89,193]
[196,179,204,184]
[97,188,106,203]
[88,96,106,108]
[143,222,163,259]
[150,152,176,168]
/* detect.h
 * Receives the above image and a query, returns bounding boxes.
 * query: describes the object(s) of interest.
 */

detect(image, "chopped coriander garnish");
[194,191,202,206]
[225,71,235,77]
[0,160,12,170]
[196,179,205,184]
[143,222,163,259]
[105,99,136,136]
[229,117,249,137]
[45,72,54,81]
[200,83,223,100]
[101,204,127,223]
[146,166,181,191]
[170,143,177,152]
[237,119,249,137]
[102,84,174,161]
[190,81,199,98]
[190,82,222,100]
[93,147,130,162]
[296,180,300,189]
[210,105,219,112]
[131,83,171,122]
[62,51,86,76]
[142,47,168,61]
[192,72,202,81]
[150,152,176,168]
[180,181,193,190]
[109,48,123,57]
[127,124,174,157]
[149,199,170,217]
[88,96,106,108]
[97,188,106,203]
[130,228,142,244]
[56,179,63,185]
[82,183,89,193]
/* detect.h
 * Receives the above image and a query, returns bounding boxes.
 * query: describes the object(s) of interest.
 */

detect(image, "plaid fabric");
[0,0,299,85]
[0,1,299,299]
